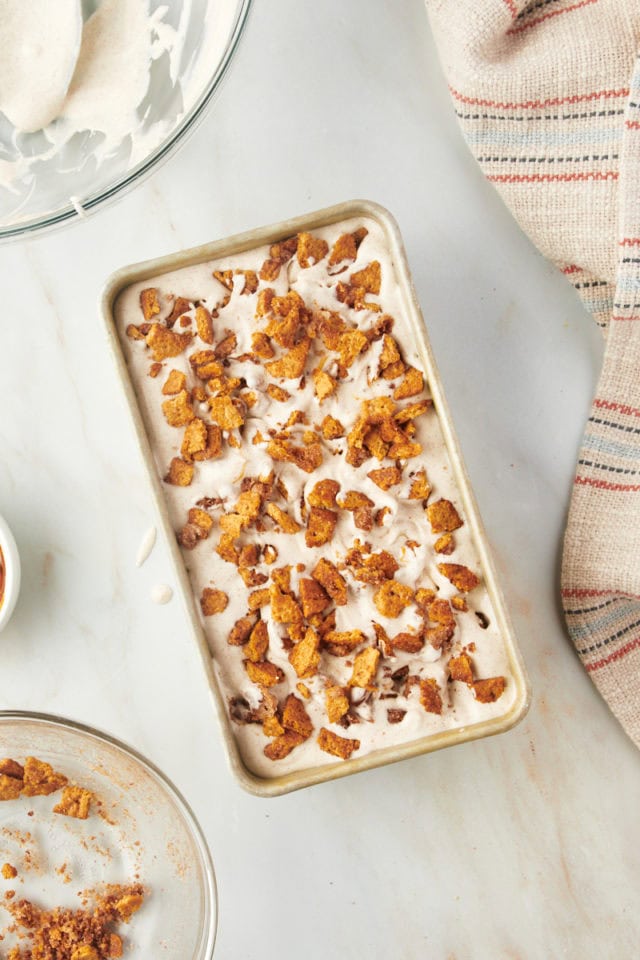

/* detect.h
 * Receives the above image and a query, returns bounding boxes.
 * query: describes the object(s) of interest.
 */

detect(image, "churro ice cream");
[115,216,517,778]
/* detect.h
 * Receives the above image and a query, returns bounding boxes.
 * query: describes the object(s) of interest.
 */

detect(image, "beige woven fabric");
[426,0,640,745]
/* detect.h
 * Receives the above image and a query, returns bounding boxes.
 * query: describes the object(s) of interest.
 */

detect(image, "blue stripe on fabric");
[569,604,637,642]
[463,128,622,150]
[612,276,640,293]
[582,433,640,461]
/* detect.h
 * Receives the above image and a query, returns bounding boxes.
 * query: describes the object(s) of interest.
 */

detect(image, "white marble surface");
[0,1,638,957]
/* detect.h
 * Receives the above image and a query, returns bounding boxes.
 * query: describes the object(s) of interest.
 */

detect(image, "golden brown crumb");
[2,862,17,879]
[390,631,424,653]
[0,758,24,800]
[337,330,369,369]
[448,653,474,685]
[409,469,430,500]
[323,629,366,657]
[245,660,285,687]
[419,678,443,715]
[298,578,330,617]
[346,547,399,585]
[434,533,454,555]
[181,418,209,460]
[438,563,480,593]
[312,368,337,401]
[263,715,285,738]
[394,399,431,423]
[146,323,192,361]
[281,694,313,739]
[351,261,381,294]
[328,227,368,266]
[311,557,347,605]
[348,647,380,688]
[244,620,269,662]
[305,507,338,548]
[264,730,305,760]
[266,383,290,402]
[288,627,321,678]
[200,588,229,615]
[414,588,436,608]
[367,466,402,491]
[338,491,373,511]
[3,883,143,959]
[265,503,302,534]
[308,479,340,509]
[227,615,256,646]
[451,595,468,612]
[161,369,187,396]
[252,331,275,358]
[248,588,271,610]
[195,305,214,344]
[162,389,195,427]
[317,728,360,760]
[140,287,160,320]
[426,499,463,534]
[473,677,506,702]
[164,457,194,487]
[394,367,424,399]
[320,414,345,440]
[325,685,350,723]
[53,786,93,820]
[22,757,68,797]
[209,395,245,430]
[373,580,414,617]
[265,339,310,380]
[297,232,329,268]
[125,323,145,341]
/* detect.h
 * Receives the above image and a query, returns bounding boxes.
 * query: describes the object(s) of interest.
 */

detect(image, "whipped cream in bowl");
[0,512,21,633]
[0,0,252,239]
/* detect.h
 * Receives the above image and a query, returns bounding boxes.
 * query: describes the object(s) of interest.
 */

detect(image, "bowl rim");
[0,513,21,632]
[0,0,253,242]
[0,708,218,958]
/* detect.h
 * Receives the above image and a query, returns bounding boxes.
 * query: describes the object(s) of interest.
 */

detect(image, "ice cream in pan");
[115,215,518,779]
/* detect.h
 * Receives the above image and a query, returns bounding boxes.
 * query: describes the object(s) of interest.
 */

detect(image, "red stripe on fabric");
[487,171,618,184]
[593,398,640,418]
[575,475,640,491]
[619,238,640,246]
[448,87,629,111]
[507,0,599,35]
[625,120,640,129]
[563,588,640,600]
[562,265,583,274]
[610,315,640,321]
[503,0,518,16]
[586,636,640,672]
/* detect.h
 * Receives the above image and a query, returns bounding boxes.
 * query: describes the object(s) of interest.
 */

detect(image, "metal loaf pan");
[101,199,531,797]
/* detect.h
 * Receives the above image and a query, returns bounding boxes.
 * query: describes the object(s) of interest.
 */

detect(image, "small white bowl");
[0,513,20,631]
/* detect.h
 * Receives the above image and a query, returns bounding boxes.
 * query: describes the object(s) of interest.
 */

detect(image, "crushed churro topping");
[117,217,514,777]
[0,759,146,959]
[3,883,144,960]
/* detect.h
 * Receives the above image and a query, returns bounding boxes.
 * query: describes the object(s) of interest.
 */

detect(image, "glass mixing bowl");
[0,0,252,241]
[0,711,217,958]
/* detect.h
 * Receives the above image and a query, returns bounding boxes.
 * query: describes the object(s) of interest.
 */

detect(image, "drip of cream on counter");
[151,583,173,604]
[0,0,83,132]
[136,526,157,568]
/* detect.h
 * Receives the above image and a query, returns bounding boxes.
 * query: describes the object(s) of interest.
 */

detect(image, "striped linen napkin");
[426,0,640,746]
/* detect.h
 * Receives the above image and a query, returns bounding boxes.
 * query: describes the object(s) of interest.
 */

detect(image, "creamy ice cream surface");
[115,216,517,779]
